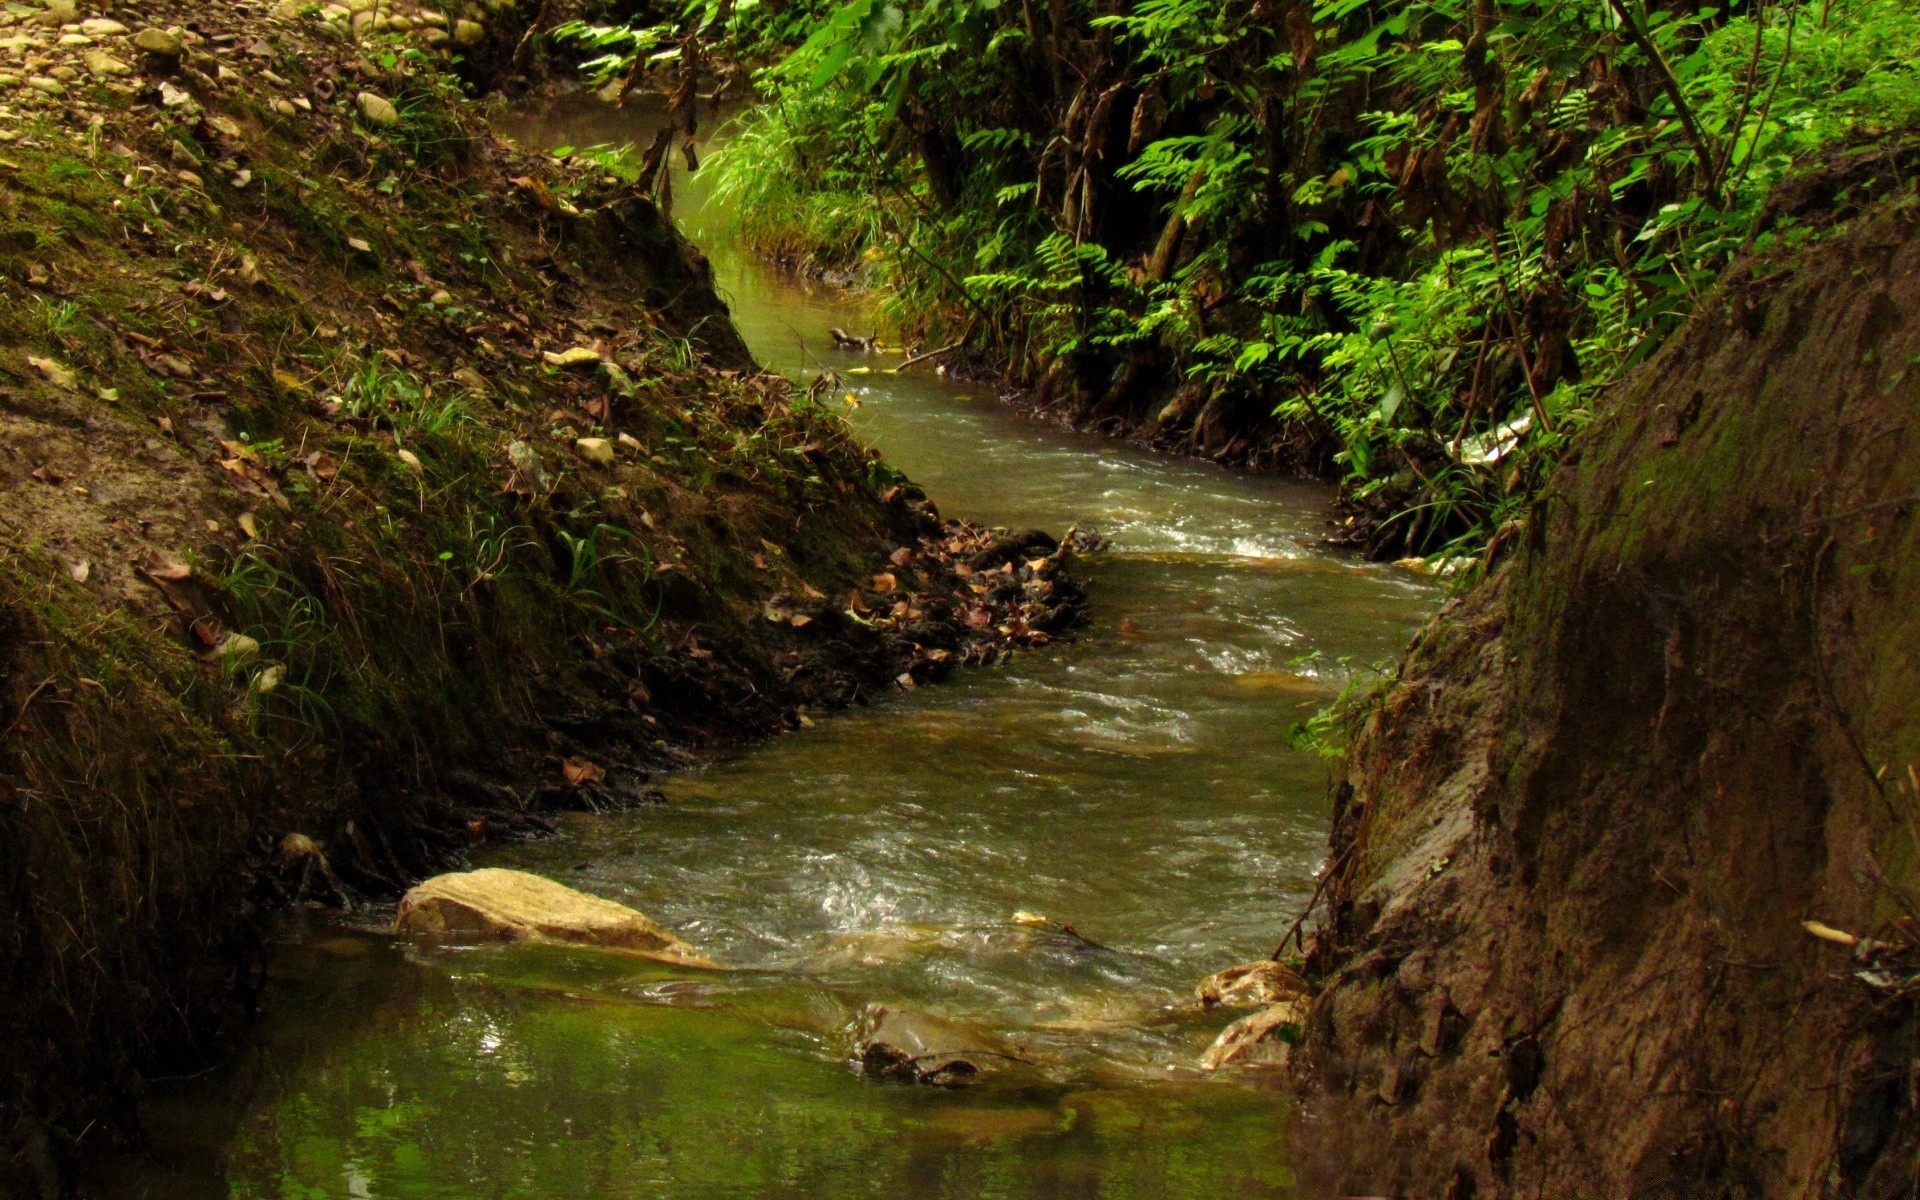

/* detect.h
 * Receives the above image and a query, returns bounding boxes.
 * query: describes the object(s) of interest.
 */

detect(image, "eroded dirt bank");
[0,2,1082,1191]
[1291,143,1920,1198]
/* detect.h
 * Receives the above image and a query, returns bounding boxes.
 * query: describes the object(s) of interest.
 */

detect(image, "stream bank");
[0,3,1076,1191]
[1291,141,1920,1198]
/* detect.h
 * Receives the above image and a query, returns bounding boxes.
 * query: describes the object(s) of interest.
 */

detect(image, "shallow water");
[96,93,1437,1200]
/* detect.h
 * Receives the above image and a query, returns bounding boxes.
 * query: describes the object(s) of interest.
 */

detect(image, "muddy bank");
[1290,142,1920,1197]
[0,2,1081,1191]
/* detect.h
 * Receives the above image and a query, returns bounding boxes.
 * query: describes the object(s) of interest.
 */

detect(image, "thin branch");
[1607,0,1721,197]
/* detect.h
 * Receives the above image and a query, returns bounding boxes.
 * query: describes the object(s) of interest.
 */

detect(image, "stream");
[95,95,1437,1200]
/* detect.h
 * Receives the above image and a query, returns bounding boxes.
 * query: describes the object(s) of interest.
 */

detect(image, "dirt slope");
[0,2,1083,1191]
[1292,145,1920,1198]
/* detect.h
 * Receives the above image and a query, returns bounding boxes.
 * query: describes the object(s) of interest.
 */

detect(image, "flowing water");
[96,95,1437,1200]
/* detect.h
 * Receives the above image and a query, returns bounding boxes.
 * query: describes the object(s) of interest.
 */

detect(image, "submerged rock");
[395,868,717,966]
[850,1003,1026,1087]
[1195,959,1311,1009]
[1200,999,1305,1070]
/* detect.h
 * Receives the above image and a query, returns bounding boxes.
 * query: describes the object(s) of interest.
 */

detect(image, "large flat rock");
[395,868,718,967]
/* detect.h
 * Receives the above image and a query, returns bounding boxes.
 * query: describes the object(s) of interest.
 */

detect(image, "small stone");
[452,18,484,45]
[355,90,398,125]
[416,26,448,46]
[78,18,126,35]
[418,9,449,26]
[44,64,73,81]
[0,73,19,86]
[428,288,451,306]
[270,0,306,21]
[617,432,643,453]
[205,114,242,139]
[83,50,130,76]
[176,169,203,187]
[349,11,373,33]
[132,27,183,63]
[229,168,251,188]
[345,236,373,253]
[158,80,194,107]
[24,75,63,95]
[386,13,413,29]
[169,138,198,166]
[270,98,295,116]
[396,447,423,473]
[36,0,76,26]
[575,437,614,466]
[345,0,376,12]
[56,32,90,46]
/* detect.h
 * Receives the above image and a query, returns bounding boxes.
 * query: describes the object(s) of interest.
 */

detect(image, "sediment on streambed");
[0,2,1085,1191]
[1287,142,1920,1198]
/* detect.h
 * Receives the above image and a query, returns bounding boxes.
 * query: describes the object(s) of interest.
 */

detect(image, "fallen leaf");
[789,614,812,629]
[871,572,897,592]
[346,236,373,253]
[543,346,603,368]
[237,512,258,538]
[561,757,605,786]
[27,355,75,390]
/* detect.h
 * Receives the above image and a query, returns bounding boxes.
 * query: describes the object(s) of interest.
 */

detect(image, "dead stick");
[1270,843,1355,960]
[896,340,964,371]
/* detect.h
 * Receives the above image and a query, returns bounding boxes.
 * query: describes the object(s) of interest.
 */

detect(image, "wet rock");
[851,1003,1021,1087]
[1196,960,1311,1009]
[396,867,717,966]
[1200,999,1305,1070]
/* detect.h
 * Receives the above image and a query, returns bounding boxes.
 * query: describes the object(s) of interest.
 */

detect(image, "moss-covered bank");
[0,2,1082,1191]
[1290,139,1920,1197]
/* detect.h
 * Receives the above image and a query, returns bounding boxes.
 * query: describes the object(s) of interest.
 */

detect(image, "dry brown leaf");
[561,757,605,786]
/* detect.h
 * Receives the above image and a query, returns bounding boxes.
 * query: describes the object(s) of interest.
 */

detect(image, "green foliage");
[675,0,1920,555]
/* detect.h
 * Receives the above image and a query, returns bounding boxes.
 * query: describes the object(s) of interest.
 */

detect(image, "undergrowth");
[568,0,1920,557]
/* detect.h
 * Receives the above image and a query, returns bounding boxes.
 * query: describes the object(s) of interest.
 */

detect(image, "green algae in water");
[175,935,1295,1200]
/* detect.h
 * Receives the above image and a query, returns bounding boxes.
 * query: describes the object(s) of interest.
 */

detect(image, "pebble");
[78,18,127,35]
[84,50,131,76]
[356,90,398,125]
[453,18,484,45]
[45,64,73,81]
[132,27,183,62]
[56,33,89,46]
[25,75,63,95]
